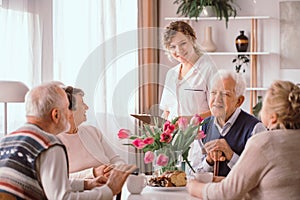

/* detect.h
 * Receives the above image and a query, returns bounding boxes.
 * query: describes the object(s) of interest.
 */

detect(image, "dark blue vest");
[201,110,260,176]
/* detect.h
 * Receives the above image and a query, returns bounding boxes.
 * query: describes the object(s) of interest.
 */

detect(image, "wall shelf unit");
[206,52,270,56]
[165,16,271,113]
[165,16,270,21]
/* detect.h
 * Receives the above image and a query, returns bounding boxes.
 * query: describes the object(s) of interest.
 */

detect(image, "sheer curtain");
[0,0,47,136]
[53,0,138,164]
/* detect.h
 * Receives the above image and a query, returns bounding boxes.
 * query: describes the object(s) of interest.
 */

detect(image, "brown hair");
[162,21,201,57]
[265,80,300,129]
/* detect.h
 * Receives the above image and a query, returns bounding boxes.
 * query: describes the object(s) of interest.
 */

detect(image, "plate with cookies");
[147,171,187,191]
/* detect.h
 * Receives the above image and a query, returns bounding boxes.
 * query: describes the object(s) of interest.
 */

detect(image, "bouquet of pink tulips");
[118,114,206,173]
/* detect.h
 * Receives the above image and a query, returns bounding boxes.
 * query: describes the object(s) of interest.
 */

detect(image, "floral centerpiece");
[117,114,206,174]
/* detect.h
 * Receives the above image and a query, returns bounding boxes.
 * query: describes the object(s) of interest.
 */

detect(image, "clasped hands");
[204,139,234,165]
[84,164,137,195]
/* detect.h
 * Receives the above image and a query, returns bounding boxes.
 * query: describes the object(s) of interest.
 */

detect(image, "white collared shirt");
[214,108,242,137]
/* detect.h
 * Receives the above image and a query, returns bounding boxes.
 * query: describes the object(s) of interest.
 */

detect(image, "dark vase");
[235,30,248,52]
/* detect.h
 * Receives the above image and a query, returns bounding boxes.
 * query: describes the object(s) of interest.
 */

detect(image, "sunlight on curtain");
[0,1,41,136]
[53,0,138,163]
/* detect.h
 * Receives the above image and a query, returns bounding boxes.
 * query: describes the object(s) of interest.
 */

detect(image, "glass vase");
[152,147,182,176]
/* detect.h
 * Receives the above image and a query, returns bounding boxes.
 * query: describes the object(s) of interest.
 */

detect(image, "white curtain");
[0,0,138,165]
[0,0,45,136]
[53,0,138,164]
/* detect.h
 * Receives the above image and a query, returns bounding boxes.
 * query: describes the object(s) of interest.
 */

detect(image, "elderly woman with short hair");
[58,86,125,179]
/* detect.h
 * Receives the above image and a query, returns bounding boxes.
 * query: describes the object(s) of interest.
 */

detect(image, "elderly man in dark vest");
[190,70,266,176]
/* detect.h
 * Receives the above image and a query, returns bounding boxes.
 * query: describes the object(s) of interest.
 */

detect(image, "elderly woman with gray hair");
[58,86,125,179]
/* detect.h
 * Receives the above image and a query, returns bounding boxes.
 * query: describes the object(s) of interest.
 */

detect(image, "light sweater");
[58,125,125,179]
[203,129,300,200]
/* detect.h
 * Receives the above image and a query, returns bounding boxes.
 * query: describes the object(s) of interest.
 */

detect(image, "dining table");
[115,181,200,200]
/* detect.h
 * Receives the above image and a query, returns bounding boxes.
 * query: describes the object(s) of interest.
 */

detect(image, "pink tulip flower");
[196,130,206,140]
[143,137,154,145]
[144,151,154,164]
[132,138,146,149]
[178,117,188,131]
[190,114,203,126]
[118,129,130,139]
[163,121,175,133]
[160,132,172,143]
[156,153,169,166]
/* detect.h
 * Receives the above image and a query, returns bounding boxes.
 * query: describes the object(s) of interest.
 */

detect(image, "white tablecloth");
[117,182,199,200]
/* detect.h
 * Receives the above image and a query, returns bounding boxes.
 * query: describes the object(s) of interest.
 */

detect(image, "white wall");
[158,0,300,112]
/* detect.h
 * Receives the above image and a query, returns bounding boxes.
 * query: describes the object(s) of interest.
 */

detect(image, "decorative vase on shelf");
[200,6,215,17]
[200,26,217,52]
[235,30,248,52]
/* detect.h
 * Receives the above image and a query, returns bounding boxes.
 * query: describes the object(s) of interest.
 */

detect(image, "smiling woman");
[160,20,217,121]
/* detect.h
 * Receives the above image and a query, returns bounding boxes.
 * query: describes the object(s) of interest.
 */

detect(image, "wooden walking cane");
[213,151,220,176]
[116,192,122,200]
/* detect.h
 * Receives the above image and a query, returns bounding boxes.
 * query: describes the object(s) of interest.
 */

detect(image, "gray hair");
[25,82,66,118]
[63,86,85,111]
[210,70,246,97]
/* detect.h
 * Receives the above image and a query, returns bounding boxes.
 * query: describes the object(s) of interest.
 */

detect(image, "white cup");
[126,174,147,194]
[192,172,213,183]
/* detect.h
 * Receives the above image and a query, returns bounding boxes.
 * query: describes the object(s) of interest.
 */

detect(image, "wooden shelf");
[165,16,270,21]
[164,16,271,114]
[206,52,271,56]
[246,87,268,91]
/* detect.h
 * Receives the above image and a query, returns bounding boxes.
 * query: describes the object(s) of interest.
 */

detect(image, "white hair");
[210,69,246,97]
[25,82,66,118]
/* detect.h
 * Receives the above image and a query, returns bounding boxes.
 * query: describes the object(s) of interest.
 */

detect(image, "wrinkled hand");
[106,164,137,195]
[84,176,107,190]
[93,164,115,178]
[205,139,233,163]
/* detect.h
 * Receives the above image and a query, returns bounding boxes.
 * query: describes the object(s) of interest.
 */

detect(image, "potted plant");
[232,54,250,73]
[173,0,238,27]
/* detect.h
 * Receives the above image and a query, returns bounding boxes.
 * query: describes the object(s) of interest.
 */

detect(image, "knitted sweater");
[0,124,68,200]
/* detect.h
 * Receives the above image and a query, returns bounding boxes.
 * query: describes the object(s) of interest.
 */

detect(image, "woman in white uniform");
[160,21,217,120]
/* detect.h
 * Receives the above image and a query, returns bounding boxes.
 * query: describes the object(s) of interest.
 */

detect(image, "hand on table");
[106,164,137,195]
[186,176,224,198]
[186,179,205,199]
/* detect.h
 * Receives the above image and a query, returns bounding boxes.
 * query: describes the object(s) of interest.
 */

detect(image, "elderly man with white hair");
[190,70,266,176]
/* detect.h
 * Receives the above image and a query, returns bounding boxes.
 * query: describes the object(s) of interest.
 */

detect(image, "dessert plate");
[147,186,186,191]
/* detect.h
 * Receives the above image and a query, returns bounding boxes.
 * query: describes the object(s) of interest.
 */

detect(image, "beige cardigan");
[58,125,125,179]
[203,129,300,200]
